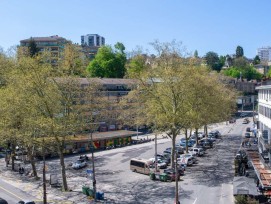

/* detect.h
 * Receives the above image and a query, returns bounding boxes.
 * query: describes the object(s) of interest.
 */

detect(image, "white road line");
[0,185,23,200]
[192,197,197,204]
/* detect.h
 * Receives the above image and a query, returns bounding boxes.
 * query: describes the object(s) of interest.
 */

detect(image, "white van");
[130,158,152,175]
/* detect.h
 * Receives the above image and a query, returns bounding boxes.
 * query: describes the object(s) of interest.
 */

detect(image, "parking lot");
[0,118,251,203]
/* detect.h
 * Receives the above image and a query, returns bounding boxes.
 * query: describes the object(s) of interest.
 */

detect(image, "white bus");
[130,158,152,175]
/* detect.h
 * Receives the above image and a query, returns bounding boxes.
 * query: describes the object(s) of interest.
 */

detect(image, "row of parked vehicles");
[130,130,222,181]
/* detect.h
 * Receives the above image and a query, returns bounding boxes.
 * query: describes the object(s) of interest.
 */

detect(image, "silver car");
[72,159,87,169]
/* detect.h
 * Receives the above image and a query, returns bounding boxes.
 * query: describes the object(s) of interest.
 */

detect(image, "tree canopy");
[124,41,237,168]
[204,51,223,71]
[28,38,39,57]
[236,46,244,58]
[87,42,127,78]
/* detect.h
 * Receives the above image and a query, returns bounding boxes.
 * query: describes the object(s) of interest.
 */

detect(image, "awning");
[233,176,259,196]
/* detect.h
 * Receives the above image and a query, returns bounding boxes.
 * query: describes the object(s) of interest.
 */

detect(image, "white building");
[81,34,105,47]
[256,81,271,157]
[257,47,271,62]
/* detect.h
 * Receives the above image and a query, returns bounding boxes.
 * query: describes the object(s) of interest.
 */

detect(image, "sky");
[0,0,271,58]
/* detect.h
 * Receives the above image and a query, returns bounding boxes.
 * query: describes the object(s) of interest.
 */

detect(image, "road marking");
[0,185,23,200]
[192,197,197,204]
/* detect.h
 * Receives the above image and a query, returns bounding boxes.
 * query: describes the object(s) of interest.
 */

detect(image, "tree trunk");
[171,133,176,168]
[185,129,189,153]
[195,128,198,145]
[11,148,15,171]
[29,153,38,179]
[59,150,68,191]
[204,124,208,137]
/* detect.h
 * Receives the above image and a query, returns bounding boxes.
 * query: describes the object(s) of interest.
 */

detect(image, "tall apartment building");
[20,35,68,64]
[81,34,105,47]
[257,47,271,62]
[81,34,105,60]
[256,80,271,159]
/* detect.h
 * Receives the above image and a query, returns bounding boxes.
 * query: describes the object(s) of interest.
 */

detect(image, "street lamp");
[88,121,104,201]
[90,130,97,201]
[175,150,179,204]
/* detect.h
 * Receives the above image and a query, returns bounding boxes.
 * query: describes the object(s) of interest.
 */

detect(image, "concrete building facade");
[257,47,271,62]
[256,81,271,159]
[81,34,105,47]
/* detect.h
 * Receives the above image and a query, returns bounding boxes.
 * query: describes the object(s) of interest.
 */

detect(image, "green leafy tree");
[126,55,149,78]
[236,46,244,58]
[204,51,223,71]
[87,42,127,78]
[28,38,39,57]
[58,43,88,77]
[194,50,199,58]
[253,55,260,65]
[233,57,248,68]
[222,66,262,80]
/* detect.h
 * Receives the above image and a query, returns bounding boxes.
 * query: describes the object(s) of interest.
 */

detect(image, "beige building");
[20,35,69,64]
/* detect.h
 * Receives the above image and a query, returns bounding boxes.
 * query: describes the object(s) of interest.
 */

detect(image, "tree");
[253,55,260,65]
[233,57,248,68]
[87,42,127,78]
[28,38,39,57]
[225,55,233,67]
[194,50,199,58]
[126,41,236,204]
[236,46,244,58]
[58,43,88,77]
[204,51,222,71]
[222,66,262,80]
[126,55,149,78]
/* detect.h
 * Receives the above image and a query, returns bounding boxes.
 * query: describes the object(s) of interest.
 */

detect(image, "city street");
[0,117,252,204]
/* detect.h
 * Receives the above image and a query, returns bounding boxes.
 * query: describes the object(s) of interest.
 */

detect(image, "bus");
[130,158,152,175]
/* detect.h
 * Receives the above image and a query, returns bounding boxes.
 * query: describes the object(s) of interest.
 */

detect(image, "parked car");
[229,118,236,123]
[207,136,217,143]
[178,156,193,166]
[72,159,87,169]
[179,140,193,147]
[0,198,8,204]
[199,139,213,148]
[179,154,197,165]
[191,132,206,139]
[189,147,204,156]
[17,201,35,204]
[163,168,184,181]
[246,127,251,132]
[155,154,171,165]
[149,158,167,169]
[243,118,249,124]
[164,146,184,155]
[245,132,251,138]
[213,130,221,138]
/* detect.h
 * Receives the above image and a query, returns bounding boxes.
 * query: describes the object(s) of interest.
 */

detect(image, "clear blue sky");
[0,0,270,58]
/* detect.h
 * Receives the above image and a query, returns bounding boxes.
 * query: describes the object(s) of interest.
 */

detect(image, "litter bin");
[96,191,104,200]
[150,172,155,180]
[88,188,94,197]
[82,186,90,196]
[159,173,168,182]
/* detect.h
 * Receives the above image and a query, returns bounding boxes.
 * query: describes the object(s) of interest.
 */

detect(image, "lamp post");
[154,127,158,172]
[90,130,97,201]
[175,150,179,204]
[42,136,47,204]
